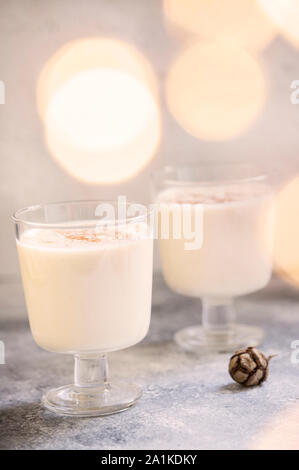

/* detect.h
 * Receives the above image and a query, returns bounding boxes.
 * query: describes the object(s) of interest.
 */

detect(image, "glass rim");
[151,162,268,187]
[12,199,152,229]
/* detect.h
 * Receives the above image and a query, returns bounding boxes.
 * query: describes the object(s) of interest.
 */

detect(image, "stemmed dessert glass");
[13,200,153,416]
[152,164,274,353]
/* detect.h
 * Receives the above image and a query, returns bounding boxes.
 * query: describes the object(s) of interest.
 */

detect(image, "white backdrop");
[1,0,299,278]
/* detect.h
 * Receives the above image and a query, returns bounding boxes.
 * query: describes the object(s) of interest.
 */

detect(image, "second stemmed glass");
[152,164,274,353]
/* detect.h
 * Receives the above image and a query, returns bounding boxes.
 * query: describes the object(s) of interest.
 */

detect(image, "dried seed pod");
[229,347,274,387]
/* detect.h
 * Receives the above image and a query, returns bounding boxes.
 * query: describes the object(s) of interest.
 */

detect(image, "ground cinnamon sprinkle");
[61,229,130,243]
[172,195,242,204]
[158,186,261,205]
[64,232,103,243]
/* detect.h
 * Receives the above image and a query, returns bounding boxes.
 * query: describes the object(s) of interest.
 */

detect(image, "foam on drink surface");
[19,223,148,250]
[157,183,272,205]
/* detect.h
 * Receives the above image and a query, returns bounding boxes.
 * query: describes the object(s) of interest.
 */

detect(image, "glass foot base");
[174,324,264,354]
[42,380,142,417]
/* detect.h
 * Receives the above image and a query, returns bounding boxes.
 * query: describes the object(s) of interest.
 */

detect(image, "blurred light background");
[1,0,299,282]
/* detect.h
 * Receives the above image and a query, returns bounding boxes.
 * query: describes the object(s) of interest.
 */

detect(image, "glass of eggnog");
[13,200,153,416]
[153,164,274,353]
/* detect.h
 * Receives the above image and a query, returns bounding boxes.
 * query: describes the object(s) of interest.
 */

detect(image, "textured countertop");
[1,274,299,450]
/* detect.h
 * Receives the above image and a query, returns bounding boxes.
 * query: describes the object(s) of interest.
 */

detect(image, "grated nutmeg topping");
[157,183,272,206]
[19,224,148,249]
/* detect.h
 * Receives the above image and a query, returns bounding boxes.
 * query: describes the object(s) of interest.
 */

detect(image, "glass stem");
[202,297,235,335]
[74,353,109,389]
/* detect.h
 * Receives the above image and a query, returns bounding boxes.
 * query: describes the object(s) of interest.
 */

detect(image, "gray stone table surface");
[1,274,299,450]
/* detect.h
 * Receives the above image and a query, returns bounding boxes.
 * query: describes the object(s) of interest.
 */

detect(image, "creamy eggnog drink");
[157,183,273,299]
[13,200,153,416]
[17,225,153,353]
[153,165,274,353]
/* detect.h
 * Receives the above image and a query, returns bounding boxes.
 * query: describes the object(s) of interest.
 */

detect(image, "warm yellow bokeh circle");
[274,176,299,287]
[258,0,299,50]
[165,41,266,141]
[164,0,276,51]
[37,38,161,184]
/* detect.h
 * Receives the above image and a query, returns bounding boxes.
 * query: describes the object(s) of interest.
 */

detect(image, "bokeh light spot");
[165,41,266,141]
[274,176,299,287]
[258,0,299,49]
[164,0,276,51]
[37,38,161,184]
